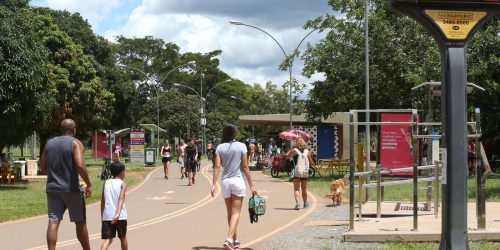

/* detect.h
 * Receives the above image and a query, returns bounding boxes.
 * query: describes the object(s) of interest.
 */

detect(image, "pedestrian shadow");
[164,202,190,205]
[273,208,299,211]
[192,247,254,250]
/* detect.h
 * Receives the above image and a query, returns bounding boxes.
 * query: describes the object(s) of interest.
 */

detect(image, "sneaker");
[192,177,195,184]
[294,203,300,210]
[223,238,235,250]
[164,175,167,179]
[181,176,184,179]
[188,182,192,186]
[233,239,240,249]
[303,203,310,209]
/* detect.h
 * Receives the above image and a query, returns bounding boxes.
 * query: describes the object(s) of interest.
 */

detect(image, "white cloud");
[44,0,122,31]
[35,0,329,89]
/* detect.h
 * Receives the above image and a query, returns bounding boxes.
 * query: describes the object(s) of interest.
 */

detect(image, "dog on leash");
[330,178,346,206]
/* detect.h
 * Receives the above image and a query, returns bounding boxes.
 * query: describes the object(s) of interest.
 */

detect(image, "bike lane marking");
[25,164,220,250]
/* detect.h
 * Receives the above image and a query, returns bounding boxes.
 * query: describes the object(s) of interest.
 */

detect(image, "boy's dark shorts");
[102,220,127,239]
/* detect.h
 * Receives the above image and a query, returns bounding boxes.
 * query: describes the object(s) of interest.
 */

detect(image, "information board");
[129,130,145,163]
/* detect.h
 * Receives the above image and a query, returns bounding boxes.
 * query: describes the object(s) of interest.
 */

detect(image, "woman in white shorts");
[211,124,257,250]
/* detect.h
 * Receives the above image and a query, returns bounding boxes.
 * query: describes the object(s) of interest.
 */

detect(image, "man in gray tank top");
[40,119,92,250]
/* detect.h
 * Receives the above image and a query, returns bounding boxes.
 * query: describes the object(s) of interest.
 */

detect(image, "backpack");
[248,195,266,223]
[293,148,309,178]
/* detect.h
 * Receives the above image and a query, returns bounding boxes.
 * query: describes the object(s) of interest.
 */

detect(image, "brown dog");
[330,178,346,206]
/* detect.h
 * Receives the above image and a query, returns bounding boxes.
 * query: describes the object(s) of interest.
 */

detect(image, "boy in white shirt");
[100,161,128,250]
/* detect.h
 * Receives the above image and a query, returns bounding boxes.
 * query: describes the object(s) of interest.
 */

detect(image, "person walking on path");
[40,119,93,250]
[185,139,198,186]
[100,161,128,250]
[211,124,258,250]
[286,138,314,210]
[248,142,256,164]
[160,140,172,179]
[177,139,187,179]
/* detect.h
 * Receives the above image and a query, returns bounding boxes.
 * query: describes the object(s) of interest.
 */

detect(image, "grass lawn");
[0,148,154,223]
[265,167,500,203]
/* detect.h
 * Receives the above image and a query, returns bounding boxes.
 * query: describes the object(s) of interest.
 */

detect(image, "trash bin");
[144,148,156,166]
[13,160,26,181]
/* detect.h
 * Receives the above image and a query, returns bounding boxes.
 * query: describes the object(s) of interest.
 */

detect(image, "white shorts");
[221,177,247,199]
[178,156,184,167]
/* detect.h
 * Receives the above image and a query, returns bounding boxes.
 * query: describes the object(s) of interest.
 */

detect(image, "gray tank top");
[45,135,80,192]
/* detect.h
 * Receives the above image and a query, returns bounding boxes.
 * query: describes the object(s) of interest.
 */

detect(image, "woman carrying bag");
[211,124,258,250]
[286,138,315,210]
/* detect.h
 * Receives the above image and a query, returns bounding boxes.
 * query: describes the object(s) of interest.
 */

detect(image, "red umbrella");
[278,129,312,141]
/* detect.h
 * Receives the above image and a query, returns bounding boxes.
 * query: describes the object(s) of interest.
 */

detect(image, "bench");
[317,158,351,177]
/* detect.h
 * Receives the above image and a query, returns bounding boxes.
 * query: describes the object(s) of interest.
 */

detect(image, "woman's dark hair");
[110,161,125,177]
[222,124,238,143]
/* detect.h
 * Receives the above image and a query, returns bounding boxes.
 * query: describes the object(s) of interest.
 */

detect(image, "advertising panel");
[129,130,145,163]
[379,113,419,176]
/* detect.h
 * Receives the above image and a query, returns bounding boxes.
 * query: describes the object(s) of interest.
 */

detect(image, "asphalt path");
[0,160,317,250]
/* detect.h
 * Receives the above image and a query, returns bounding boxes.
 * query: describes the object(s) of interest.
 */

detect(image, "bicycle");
[100,157,112,181]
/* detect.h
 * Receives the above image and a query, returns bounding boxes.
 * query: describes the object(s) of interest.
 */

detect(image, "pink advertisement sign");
[379,113,419,176]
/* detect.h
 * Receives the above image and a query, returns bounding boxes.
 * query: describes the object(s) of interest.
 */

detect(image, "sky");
[30,0,331,88]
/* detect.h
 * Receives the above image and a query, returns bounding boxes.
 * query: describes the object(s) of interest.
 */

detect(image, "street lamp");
[229,20,318,130]
[118,61,195,158]
[174,79,231,155]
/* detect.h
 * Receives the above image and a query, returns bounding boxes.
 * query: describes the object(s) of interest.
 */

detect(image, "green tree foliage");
[1,0,29,9]
[32,13,114,150]
[302,0,499,136]
[302,0,439,120]
[34,7,131,129]
[0,5,54,151]
[467,19,500,137]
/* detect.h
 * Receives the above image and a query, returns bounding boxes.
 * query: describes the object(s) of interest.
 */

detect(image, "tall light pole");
[118,61,195,158]
[229,20,318,130]
[364,0,371,172]
[174,79,230,156]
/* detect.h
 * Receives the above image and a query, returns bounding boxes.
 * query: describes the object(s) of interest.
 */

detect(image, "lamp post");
[118,61,195,158]
[174,79,230,156]
[229,20,318,130]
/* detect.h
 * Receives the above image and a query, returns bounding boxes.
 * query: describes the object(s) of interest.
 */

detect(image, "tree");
[32,13,114,152]
[301,0,499,137]
[0,5,54,151]
[34,8,130,129]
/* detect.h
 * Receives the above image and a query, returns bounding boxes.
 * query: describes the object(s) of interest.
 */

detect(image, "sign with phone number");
[425,10,486,39]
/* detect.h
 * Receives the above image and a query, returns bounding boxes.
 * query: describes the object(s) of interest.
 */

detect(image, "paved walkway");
[0,160,317,249]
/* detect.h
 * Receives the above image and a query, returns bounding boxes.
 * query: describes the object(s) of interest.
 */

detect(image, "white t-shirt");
[216,141,247,179]
[102,179,127,221]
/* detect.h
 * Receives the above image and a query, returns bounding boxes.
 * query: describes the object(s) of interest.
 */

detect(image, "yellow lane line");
[26,164,219,250]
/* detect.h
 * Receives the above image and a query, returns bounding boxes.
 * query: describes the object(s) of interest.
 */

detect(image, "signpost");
[130,129,145,163]
[388,1,500,249]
